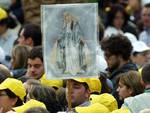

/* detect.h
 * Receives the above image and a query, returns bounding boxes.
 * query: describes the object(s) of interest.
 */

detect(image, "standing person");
[66,78,110,113]
[24,46,63,90]
[101,35,138,87]
[104,4,127,37]
[101,35,138,107]
[0,7,18,66]
[17,23,42,47]
[122,63,150,113]
[26,85,61,113]
[25,46,44,79]
[66,78,91,109]
[117,71,144,100]
[0,78,26,113]
[8,0,24,24]
[131,41,150,68]
[104,3,138,38]
[11,45,31,78]
[139,3,150,46]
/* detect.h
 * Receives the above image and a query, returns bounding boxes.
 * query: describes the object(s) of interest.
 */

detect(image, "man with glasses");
[131,41,150,68]
[101,35,138,107]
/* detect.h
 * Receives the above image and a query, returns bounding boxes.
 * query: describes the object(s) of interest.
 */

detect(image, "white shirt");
[104,26,124,38]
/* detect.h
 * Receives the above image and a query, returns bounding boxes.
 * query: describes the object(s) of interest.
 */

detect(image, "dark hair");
[101,35,133,60]
[28,85,61,113]
[9,0,24,24]
[99,72,112,93]
[28,46,43,62]
[11,45,31,69]
[19,23,42,46]
[10,0,22,8]
[105,4,128,28]
[117,71,144,96]
[24,107,50,113]
[144,3,150,8]
[98,16,105,42]
[4,89,23,107]
[132,52,140,56]
[0,64,11,83]
[0,14,17,29]
[0,72,10,83]
[82,82,89,90]
[56,87,67,111]
[142,63,150,84]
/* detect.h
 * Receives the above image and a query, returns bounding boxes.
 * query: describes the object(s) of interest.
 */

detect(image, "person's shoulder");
[105,26,117,33]
[123,93,146,107]
[123,96,134,106]
[139,30,146,35]
[104,26,118,37]
[111,108,131,113]
[105,26,116,31]
[139,30,148,40]
[123,92,150,113]
[120,61,138,72]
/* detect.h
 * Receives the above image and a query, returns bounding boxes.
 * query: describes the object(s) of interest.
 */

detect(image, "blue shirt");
[122,88,150,113]
[0,29,17,56]
[139,28,150,46]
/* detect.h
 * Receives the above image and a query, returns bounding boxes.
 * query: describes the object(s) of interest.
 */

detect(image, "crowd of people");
[0,0,150,113]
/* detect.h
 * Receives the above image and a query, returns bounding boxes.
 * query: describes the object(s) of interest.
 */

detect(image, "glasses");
[133,52,148,57]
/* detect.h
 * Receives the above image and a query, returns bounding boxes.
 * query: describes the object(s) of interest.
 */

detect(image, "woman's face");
[10,54,16,69]
[113,11,125,29]
[0,90,16,113]
[117,81,132,100]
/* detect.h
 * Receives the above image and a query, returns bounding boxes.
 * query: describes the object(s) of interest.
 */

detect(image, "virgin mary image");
[50,12,91,76]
